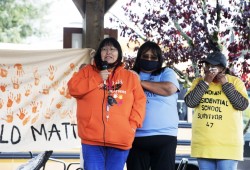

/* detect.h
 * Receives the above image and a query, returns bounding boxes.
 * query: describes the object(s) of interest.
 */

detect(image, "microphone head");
[102,61,108,70]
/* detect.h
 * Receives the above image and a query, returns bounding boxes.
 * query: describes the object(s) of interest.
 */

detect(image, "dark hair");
[132,41,165,75]
[94,37,123,71]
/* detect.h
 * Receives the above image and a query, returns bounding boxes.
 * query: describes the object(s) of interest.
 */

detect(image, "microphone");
[102,61,108,70]
[102,61,108,85]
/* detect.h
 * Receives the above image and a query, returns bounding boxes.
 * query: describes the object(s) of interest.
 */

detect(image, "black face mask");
[140,59,158,71]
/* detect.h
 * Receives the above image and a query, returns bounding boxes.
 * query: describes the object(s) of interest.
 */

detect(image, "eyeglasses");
[101,47,117,53]
[203,63,220,72]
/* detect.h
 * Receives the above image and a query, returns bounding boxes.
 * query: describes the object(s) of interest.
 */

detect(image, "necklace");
[106,76,113,121]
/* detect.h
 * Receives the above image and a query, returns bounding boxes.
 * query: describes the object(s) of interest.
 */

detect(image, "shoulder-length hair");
[132,41,165,75]
[94,37,123,71]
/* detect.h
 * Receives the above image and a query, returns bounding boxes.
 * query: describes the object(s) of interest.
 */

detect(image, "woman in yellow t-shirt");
[184,51,249,170]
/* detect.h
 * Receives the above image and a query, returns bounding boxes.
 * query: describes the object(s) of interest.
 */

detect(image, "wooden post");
[82,0,105,50]
[72,0,117,49]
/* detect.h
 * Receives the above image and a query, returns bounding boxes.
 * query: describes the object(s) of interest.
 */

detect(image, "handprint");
[31,114,39,124]
[14,63,24,76]
[0,67,8,77]
[33,68,41,86]
[7,92,14,108]
[0,83,7,92]
[31,101,39,113]
[60,110,68,119]
[25,84,32,96]
[65,88,72,99]
[22,115,31,126]
[51,81,59,90]
[2,110,14,123]
[48,65,57,81]
[40,84,50,95]
[15,93,21,104]
[56,101,63,109]
[64,63,75,76]
[59,86,66,95]
[59,81,67,96]
[17,108,27,120]
[64,70,71,76]
[44,108,55,119]
[12,77,21,89]
[58,81,71,99]
[60,110,75,123]
[70,63,75,70]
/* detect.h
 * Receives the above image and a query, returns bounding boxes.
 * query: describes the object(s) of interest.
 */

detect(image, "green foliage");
[0,0,50,43]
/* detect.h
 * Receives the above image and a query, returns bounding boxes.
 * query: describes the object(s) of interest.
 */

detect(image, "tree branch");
[173,20,193,47]
[108,12,147,41]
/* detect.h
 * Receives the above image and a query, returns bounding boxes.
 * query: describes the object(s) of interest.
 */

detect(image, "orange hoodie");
[67,64,146,150]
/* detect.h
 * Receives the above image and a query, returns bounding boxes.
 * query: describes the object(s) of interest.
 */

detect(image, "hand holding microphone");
[100,61,110,84]
[100,70,110,82]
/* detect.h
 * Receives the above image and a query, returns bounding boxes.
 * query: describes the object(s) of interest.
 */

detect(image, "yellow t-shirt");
[187,75,248,160]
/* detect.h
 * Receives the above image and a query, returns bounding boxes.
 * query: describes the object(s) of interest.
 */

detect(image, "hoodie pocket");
[105,114,134,146]
[82,111,104,141]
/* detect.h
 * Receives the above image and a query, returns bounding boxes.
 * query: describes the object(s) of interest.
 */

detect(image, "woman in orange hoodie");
[67,37,146,170]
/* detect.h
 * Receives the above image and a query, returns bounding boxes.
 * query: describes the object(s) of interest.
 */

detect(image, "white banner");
[0,48,94,152]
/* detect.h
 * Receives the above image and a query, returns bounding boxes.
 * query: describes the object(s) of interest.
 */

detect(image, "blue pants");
[197,158,238,170]
[82,144,129,170]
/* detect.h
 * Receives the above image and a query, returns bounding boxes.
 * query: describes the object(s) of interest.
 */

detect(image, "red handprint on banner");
[33,68,41,86]
[65,88,72,99]
[70,63,75,70]
[44,108,55,119]
[2,110,14,123]
[56,101,63,109]
[15,93,21,104]
[25,84,32,96]
[58,81,71,99]
[31,114,39,124]
[22,115,31,126]
[0,67,8,77]
[31,101,39,113]
[60,110,75,123]
[64,63,75,76]
[14,63,24,76]
[60,110,68,119]
[0,83,7,92]
[17,108,27,120]
[7,92,14,108]
[51,81,59,90]
[40,84,50,95]
[48,65,57,81]
[12,77,21,89]
[59,86,66,95]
